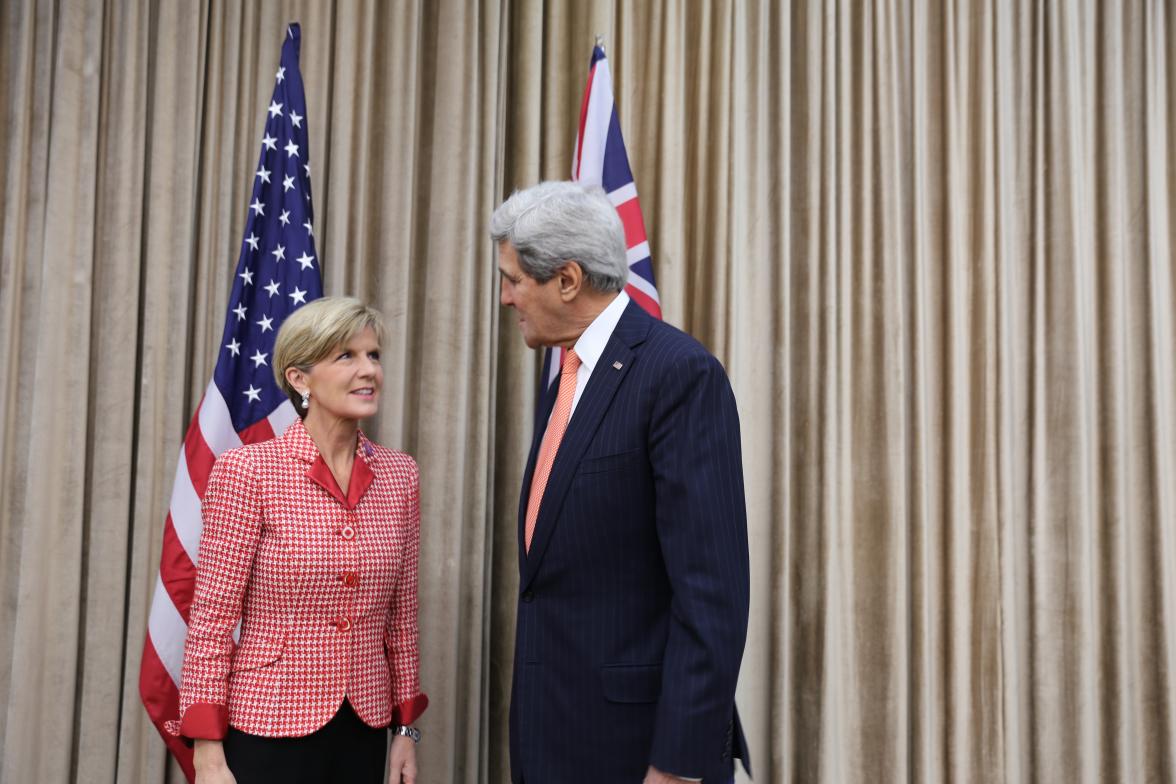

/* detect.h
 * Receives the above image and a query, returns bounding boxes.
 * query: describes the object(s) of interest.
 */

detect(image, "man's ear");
[557,261,584,302]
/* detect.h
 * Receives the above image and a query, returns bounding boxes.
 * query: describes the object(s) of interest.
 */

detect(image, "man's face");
[498,241,565,348]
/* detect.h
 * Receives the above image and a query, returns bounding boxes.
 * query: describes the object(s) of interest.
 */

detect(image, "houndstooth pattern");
[167,418,424,738]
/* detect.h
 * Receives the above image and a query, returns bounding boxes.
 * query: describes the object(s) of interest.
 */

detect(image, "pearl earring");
[301,390,310,409]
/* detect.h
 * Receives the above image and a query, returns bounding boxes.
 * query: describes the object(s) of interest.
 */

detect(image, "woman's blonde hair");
[273,297,388,415]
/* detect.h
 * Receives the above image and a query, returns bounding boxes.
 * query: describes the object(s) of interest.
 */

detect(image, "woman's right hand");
[193,739,236,784]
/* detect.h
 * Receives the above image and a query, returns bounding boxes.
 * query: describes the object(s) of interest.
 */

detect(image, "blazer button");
[521,590,534,603]
[340,525,356,540]
[342,571,360,588]
[335,616,352,632]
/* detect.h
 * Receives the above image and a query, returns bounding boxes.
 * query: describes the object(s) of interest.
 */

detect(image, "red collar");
[280,418,376,509]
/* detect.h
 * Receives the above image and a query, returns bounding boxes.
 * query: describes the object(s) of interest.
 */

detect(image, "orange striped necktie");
[525,349,581,552]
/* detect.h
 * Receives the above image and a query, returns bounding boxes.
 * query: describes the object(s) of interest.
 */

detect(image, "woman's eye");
[337,352,351,360]
[369,352,381,361]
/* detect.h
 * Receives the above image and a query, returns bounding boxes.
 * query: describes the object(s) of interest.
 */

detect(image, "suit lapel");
[521,302,651,588]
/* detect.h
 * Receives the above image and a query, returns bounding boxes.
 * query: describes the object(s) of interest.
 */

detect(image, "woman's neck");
[302,411,359,465]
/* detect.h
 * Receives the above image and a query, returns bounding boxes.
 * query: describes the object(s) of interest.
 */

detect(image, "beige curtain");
[2,1,1173,782]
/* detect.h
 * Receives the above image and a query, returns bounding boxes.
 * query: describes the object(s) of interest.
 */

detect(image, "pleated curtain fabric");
[0,1,1173,783]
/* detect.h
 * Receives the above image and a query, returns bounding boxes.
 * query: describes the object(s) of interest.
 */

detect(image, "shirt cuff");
[178,703,229,740]
[391,692,429,726]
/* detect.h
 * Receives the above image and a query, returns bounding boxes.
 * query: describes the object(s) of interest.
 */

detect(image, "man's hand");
[387,734,418,784]
[644,765,697,783]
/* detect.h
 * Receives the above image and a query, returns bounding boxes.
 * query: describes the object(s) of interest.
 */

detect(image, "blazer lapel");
[521,302,651,589]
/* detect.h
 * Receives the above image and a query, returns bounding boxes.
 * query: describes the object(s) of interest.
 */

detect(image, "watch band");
[392,724,421,743]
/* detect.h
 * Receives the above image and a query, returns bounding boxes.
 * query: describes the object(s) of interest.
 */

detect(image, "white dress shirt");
[564,290,629,422]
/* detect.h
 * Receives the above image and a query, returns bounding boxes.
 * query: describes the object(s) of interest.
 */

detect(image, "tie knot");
[562,349,581,376]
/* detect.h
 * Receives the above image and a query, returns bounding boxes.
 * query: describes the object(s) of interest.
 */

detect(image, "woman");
[167,297,427,783]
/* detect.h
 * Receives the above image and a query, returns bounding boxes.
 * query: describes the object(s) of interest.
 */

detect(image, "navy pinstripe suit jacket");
[510,300,751,783]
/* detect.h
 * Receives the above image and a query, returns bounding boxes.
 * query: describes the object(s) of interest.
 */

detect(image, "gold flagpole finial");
[595,34,606,52]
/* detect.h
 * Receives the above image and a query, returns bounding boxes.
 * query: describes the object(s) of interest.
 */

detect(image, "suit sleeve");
[646,350,751,778]
[385,458,429,725]
[173,449,263,740]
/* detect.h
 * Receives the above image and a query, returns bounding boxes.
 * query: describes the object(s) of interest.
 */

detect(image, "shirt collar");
[572,290,629,374]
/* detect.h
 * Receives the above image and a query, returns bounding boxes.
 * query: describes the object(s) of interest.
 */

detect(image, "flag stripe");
[199,381,244,456]
[160,515,197,621]
[183,424,216,499]
[625,283,662,319]
[614,198,648,248]
[573,63,597,180]
[167,450,203,565]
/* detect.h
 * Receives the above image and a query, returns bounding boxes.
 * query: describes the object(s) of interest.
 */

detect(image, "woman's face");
[303,326,383,422]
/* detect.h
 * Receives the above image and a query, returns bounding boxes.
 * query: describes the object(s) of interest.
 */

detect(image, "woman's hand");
[193,739,236,784]
[387,733,418,783]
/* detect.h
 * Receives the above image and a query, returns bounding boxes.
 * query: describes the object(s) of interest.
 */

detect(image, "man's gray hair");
[489,181,629,293]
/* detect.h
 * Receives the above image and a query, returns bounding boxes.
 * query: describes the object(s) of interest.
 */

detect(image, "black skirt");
[223,698,387,784]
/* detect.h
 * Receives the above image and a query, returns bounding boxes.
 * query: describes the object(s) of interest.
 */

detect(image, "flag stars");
[303,220,314,237]
[289,286,308,305]
[243,385,262,403]
[262,133,277,151]
[295,251,315,270]
[283,174,295,192]
[278,209,291,226]
[225,338,241,357]
[284,140,299,158]
[239,269,254,286]
[245,233,259,251]
[276,66,286,83]
[256,166,270,184]
[250,350,268,368]
[249,198,264,216]
[290,110,303,128]
[304,162,311,178]
[271,244,286,262]
[265,279,281,297]
[233,303,247,321]
[257,315,274,332]
[268,100,283,118]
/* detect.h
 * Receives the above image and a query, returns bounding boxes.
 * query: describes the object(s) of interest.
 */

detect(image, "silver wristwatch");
[392,724,421,743]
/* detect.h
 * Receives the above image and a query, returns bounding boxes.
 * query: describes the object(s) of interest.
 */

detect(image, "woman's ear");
[285,366,307,394]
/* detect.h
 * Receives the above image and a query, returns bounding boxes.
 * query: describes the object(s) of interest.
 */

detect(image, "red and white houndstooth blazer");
[166,418,428,739]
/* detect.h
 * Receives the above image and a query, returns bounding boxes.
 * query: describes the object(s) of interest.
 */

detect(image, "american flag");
[138,23,322,780]
[541,41,662,390]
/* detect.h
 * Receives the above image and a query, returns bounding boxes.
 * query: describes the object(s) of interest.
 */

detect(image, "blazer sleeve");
[385,457,429,725]
[173,449,264,740]
[646,350,751,778]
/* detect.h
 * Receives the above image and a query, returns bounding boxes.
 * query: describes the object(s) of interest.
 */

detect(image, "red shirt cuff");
[391,693,429,726]
[179,703,229,740]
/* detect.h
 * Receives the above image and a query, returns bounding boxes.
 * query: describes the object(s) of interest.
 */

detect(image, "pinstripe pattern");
[511,301,750,783]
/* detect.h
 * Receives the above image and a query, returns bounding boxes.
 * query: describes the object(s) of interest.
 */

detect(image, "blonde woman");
[168,297,427,783]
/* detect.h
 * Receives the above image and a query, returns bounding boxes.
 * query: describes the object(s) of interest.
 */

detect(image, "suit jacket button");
[335,616,352,632]
[340,525,356,540]
[342,571,359,588]
[521,590,534,603]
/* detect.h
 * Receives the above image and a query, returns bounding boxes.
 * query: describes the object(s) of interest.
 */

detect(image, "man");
[491,181,751,784]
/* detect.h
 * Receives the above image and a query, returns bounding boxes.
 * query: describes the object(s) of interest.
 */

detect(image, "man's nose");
[500,279,512,307]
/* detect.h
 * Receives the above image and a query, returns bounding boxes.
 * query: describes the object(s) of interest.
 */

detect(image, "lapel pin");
[613,361,623,370]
